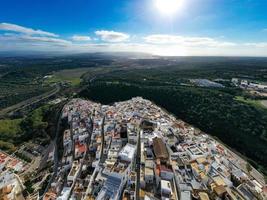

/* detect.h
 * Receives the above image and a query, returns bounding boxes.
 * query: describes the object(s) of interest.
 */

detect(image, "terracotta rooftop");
[153,137,169,160]
[214,185,226,197]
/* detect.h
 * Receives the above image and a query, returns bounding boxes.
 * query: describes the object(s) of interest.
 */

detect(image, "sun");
[155,0,184,16]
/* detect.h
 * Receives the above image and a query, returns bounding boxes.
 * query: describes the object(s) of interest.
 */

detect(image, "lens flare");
[155,0,184,16]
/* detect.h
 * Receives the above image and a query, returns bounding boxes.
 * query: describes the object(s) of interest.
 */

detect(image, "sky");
[1,0,267,56]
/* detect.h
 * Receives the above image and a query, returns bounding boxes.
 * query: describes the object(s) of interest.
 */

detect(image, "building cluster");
[232,78,267,94]
[0,140,56,200]
[40,97,266,200]
[0,151,27,200]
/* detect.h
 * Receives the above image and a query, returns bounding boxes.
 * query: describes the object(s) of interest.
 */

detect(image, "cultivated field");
[45,68,91,86]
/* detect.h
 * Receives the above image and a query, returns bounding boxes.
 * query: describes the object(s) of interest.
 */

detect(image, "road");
[99,116,106,164]
[0,72,100,118]
[40,102,66,199]
[135,130,141,200]
[0,84,60,117]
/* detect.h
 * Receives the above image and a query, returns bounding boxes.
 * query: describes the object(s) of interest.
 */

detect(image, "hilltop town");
[1,97,267,200]
[2,0,267,199]
[41,97,265,200]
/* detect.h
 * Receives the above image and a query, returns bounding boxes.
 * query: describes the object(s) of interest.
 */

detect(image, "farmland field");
[44,68,92,86]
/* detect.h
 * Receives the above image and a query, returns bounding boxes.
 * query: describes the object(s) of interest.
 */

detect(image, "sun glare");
[155,0,184,16]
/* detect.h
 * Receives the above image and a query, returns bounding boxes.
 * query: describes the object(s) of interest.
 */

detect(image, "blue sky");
[1,0,267,56]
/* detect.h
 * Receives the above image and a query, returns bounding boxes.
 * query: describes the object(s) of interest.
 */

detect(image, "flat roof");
[145,167,154,176]
[199,192,210,200]
[180,191,191,200]
[119,143,136,161]
[161,180,171,191]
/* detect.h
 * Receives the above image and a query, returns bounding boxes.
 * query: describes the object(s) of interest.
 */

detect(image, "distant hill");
[0,51,155,59]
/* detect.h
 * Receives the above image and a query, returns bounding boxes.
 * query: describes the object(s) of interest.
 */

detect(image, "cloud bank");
[1,23,267,56]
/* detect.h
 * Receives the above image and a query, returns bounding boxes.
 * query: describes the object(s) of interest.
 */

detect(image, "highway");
[0,84,60,117]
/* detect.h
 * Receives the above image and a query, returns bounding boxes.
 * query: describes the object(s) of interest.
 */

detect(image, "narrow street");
[135,129,141,200]
[99,116,106,165]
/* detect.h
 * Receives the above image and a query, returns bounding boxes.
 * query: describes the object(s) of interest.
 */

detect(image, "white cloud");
[2,26,267,56]
[0,22,70,48]
[72,35,91,41]
[144,34,236,47]
[0,22,58,37]
[95,30,130,42]
[0,34,71,46]
[22,35,71,45]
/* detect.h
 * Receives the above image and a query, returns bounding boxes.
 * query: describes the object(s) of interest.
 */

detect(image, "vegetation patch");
[45,68,91,86]
[235,96,267,110]
[0,119,22,142]
[0,140,16,152]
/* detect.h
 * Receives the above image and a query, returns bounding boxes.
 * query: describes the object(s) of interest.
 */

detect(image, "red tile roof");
[75,143,86,153]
